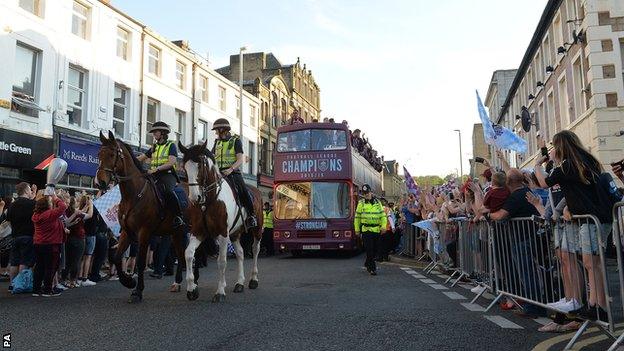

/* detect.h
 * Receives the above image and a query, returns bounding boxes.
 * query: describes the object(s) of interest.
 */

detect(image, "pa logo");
[318,159,329,172]
[3,333,10,348]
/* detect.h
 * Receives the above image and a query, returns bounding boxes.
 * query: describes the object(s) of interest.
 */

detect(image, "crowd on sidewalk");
[398,130,623,333]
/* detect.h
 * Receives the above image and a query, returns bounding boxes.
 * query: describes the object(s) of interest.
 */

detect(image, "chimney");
[172,40,190,51]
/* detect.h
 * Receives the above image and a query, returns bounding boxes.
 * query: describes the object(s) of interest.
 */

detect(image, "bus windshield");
[277,129,347,152]
[275,182,350,219]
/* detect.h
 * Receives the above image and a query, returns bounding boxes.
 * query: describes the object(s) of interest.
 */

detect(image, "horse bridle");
[96,144,137,184]
[187,154,222,205]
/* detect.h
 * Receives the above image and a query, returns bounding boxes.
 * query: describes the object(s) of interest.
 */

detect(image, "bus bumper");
[275,241,356,251]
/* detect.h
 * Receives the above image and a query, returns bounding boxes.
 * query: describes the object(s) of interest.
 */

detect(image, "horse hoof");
[186,288,199,301]
[249,280,259,290]
[211,293,226,303]
[128,291,142,303]
[233,283,244,293]
[170,284,181,293]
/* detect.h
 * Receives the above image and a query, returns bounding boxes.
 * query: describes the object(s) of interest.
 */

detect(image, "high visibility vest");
[263,210,274,229]
[150,141,175,171]
[215,136,239,170]
[354,198,387,233]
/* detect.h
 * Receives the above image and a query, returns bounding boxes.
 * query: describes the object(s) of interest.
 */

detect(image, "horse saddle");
[146,176,166,214]
[223,176,256,232]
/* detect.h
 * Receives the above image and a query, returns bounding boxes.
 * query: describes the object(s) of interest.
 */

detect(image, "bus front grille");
[296,231,326,239]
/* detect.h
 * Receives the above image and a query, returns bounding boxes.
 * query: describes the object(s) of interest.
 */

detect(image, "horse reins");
[188,154,223,206]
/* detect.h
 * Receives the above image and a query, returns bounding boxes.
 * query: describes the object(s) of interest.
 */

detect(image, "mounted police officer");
[354,184,387,275]
[211,118,258,229]
[137,121,184,227]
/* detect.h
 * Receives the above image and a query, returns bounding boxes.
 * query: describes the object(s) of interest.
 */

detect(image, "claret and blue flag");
[403,166,420,196]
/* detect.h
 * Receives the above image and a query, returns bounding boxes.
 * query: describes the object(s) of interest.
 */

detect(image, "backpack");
[11,268,33,294]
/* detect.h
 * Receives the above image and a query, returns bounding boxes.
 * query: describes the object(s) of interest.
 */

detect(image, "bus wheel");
[291,250,303,258]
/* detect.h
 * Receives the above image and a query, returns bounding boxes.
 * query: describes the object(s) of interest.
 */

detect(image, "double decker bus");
[272,123,383,254]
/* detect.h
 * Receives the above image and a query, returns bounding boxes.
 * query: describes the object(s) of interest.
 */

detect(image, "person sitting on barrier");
[486,168,546,318]
[534,131,613,321]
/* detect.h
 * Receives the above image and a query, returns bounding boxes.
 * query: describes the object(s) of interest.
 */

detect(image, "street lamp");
[238,46,247,140]
[453,129,463,180]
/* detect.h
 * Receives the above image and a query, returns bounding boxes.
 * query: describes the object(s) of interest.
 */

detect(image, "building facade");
[383,160,403,204]
[217,53,321,199]
[471,124,489,178]
[0,0,260,195]
[493,0,624,171]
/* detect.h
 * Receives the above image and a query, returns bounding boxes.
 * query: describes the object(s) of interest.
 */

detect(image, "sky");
[113,0,546,177]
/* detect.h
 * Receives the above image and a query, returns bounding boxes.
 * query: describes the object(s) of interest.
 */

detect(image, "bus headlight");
[273,231,280,239]
[344,231,352,238]
[283,231,291,238]
[332,230,340,238]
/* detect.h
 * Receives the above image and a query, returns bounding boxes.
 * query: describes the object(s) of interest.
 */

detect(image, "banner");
[476,90,528,154]
[58,134,101,176]
[93,186,122,237]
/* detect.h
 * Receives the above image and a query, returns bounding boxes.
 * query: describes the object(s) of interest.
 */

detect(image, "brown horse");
[96,131,187,303]
[179,141,263,302]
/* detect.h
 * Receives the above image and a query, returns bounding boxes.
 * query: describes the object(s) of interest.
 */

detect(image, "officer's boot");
[166,190,185,228]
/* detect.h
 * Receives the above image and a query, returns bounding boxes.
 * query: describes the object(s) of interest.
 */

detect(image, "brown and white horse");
[179,141,263,302]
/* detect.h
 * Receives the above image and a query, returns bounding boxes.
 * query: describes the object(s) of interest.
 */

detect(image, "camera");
[474,157,485,164]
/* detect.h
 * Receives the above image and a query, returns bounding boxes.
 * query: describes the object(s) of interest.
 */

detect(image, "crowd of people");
[395,129,623,332]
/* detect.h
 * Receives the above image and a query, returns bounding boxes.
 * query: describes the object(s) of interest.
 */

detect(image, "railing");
[414,215,622,351]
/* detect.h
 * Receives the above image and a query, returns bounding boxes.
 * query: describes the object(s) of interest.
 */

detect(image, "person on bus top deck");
[354,184,387,276]
[137,121,185,228]
[211,118,258,230]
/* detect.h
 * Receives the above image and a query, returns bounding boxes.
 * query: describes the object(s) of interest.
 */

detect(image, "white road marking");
[484,315,523,329]
[419,279,437,284]
[428,284,448,290]
[409,273,425,279]
[442,291,467,300]
[458,284,473,290]
[461,303,486,312]
[400,267,411,271]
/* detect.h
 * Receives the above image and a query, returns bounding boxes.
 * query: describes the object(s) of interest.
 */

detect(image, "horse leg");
[249,235,261,289]
[114,231,136,289]
[232,238,245,293]
[185,234,201,301]
[169,231,187,292]
[212,235,228,303]
[129,233,149,303]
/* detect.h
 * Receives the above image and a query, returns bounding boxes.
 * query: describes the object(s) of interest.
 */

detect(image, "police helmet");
[212,118,231,131]
[361,184,372,194]
[149,121,170,134]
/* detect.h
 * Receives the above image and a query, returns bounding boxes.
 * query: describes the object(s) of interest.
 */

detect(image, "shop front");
[0,129,53,197]
[56,133,102,193]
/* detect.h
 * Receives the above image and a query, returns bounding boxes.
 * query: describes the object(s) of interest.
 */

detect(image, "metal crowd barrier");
[402,223,416,257]
[452,219,495,303]
[423,219,460,278]
[608,202,624,351]
[489,215,618,350]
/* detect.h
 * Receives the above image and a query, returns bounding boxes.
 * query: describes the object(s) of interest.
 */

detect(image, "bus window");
[277,130,310,152]
[275,182,350,219]
[277,129,346,152]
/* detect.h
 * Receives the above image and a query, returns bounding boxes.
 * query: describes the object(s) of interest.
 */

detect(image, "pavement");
[0,252,621,351]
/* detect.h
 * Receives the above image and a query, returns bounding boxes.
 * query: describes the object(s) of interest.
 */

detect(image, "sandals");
[538,321,581,333]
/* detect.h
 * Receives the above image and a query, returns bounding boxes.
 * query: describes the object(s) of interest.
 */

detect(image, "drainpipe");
[138,29,146,148]
[191,62,197,145]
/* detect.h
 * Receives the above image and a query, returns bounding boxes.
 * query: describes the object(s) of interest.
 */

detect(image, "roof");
[496,0,563,124]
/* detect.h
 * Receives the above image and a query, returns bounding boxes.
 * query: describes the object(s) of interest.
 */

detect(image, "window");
[176,109,186,144]
[148,45,161,76]
[543,35,551,71]
[558,75,569,127]
[277,129,347,152]
[275,182,350,219]
[175,61,186,90]
[116,27,130,60]
[554,13,563,60]
[248,141,255,175]
[113,84,128,138]
[271,92,278,127]
[198,120,208,142]
[621,39,624,88]
[547,91,555,140]
[67,65,87,127]
[270,142,276,173]
[280,98,287,124]
[146,98,159,145]
[12,42,40,117]
[262,101,268,123]
[260,137,269,173]
[199,75,208,103]
[218,86,226,112]
[250,104,256,127]
[236,96,241,119]
[19,0,42,16]
[572,56,586,121]
[71,1,89,39]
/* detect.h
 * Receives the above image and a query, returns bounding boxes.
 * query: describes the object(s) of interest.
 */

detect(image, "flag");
[403,166,420,196]
[93,186,122,237]
[477,90,528,154]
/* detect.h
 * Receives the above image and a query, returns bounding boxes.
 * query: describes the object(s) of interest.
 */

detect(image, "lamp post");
[453,129,463,180]
[238,46,247,139]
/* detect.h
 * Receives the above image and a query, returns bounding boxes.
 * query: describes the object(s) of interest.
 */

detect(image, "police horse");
[179,141,264,302]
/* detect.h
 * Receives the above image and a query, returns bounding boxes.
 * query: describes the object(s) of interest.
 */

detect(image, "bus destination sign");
[295,221,328,230]
[276,152,349,180]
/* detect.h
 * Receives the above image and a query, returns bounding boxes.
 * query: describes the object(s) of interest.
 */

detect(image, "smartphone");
[541,147,549,159]
[475,157,485,164]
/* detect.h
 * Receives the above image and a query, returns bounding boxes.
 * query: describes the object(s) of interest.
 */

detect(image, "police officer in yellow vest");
[354,184,387,275]
[262,202,274,256]
[137,121,184,227]
[211,118,258,229]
